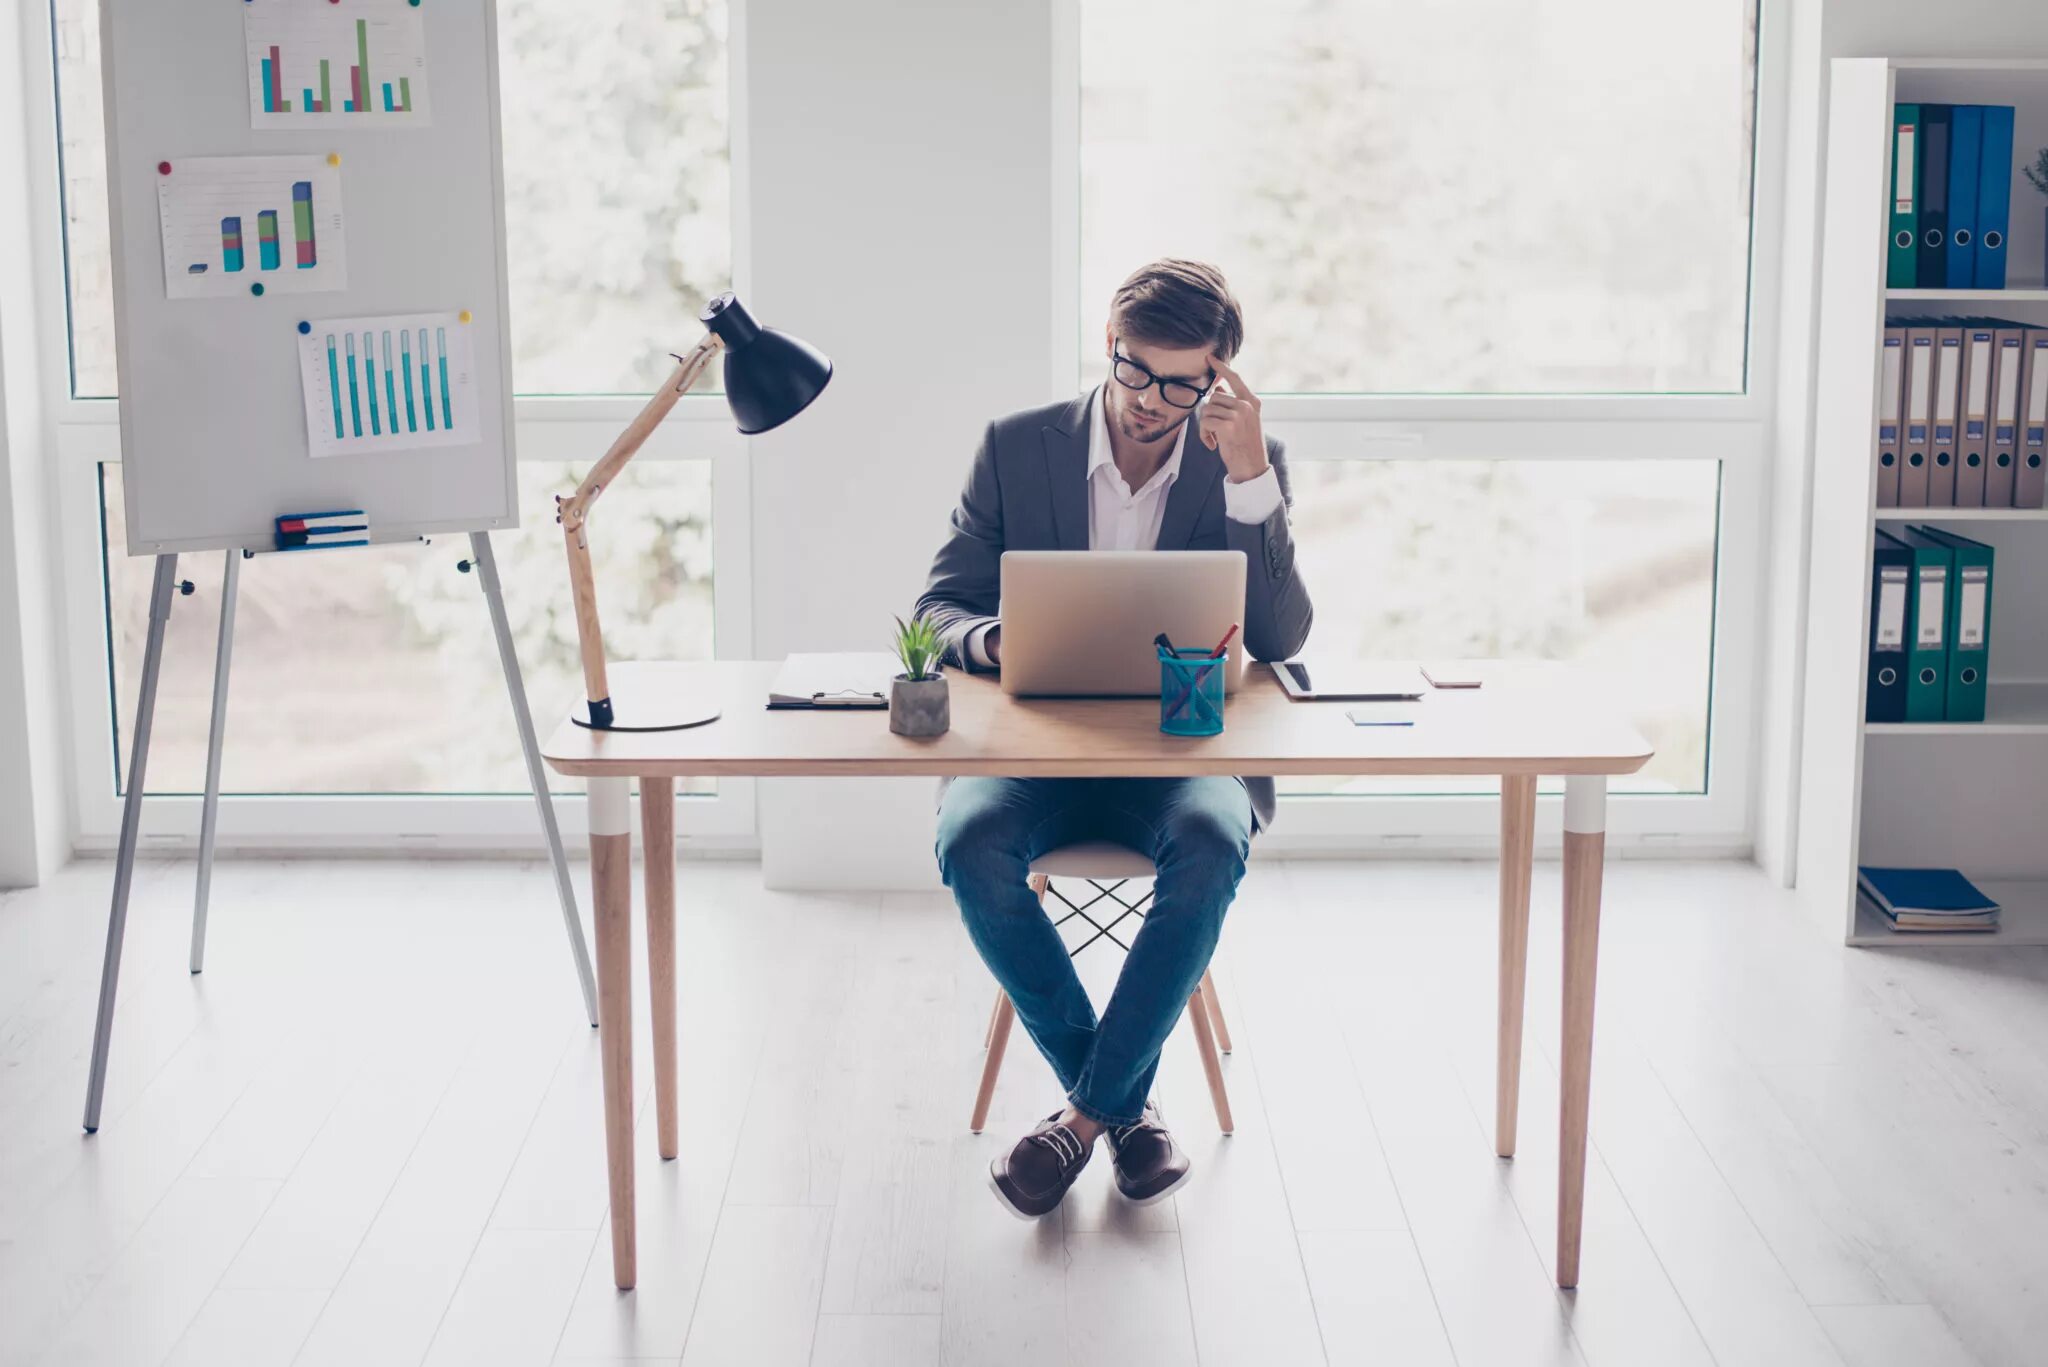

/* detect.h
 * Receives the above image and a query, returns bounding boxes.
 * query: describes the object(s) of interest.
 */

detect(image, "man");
[917,259,1313,1217]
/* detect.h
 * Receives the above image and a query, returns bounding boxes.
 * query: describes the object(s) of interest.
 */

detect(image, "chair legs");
[970,874,1236,1134]
[1187,983,1234,1134]
[1199,968,1233,1054]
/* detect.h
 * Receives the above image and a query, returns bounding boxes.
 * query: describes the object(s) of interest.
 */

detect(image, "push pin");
[157,161,172,176]
[177,580,195,597]
[327,152,341,166]
[458,310,472,323]
[297,320,311,334]
[456,558,473,574]
[250,283,265,296]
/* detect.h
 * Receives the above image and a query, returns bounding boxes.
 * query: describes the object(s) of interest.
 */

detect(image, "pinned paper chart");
[297,312,478,458]
[157,155,347,299]
[245,0,432,129]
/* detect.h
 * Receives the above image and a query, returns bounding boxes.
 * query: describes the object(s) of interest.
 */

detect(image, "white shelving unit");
[1799,58,2048,947]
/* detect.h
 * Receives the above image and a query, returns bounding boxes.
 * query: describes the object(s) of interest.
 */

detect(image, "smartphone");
[1420,664,1484,689]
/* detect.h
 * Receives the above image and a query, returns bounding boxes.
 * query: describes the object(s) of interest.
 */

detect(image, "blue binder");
[1916,105,1951,288]
[1975,106,2014,289]
[1944,106,1981,288]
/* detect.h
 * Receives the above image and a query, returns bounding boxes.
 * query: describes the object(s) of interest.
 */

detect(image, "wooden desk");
[542,660,1652,1291]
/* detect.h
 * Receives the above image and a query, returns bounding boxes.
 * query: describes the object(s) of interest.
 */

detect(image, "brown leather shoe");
[989,1112,1095,1219]
[1107,1101,1190,1204]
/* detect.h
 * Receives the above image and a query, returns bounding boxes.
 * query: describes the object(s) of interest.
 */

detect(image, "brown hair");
[1108,259,1244,363]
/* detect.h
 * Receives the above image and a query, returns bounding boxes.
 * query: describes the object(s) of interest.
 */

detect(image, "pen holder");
[1159,647,1227,737]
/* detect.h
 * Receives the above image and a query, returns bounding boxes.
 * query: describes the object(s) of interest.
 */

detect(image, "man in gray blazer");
[917,260,1312,1218]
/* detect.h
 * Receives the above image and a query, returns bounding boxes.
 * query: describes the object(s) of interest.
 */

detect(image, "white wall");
[1758,0,2048,886]
[0,0,66,887]
[743,0,1057,888]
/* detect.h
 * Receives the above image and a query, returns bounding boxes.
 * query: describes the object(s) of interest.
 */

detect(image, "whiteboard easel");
[82,0,598,1132]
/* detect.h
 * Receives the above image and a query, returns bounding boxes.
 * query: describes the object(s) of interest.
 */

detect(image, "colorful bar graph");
[364,332,381,435]
[437,328,453,429]
[382,332,398,430]
[345,334,362,438]
[257,210,280,270]
[419,329,435,432]
[325,335,344,440]
[356,19,370,115]
[220,217,244,272]
[400,330,416,432]
[292,181,317,268]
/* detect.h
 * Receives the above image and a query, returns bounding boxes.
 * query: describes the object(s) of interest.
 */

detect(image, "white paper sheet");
[157,155,347,300]
[245,0,432,130]
[297,312,479,458]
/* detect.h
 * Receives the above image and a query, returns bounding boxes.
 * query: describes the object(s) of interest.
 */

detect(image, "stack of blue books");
[1856,866,2000,933]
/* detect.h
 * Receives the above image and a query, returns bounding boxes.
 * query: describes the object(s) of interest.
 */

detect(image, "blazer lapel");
[1041,388,1094,550]
[1154,418,1221,550]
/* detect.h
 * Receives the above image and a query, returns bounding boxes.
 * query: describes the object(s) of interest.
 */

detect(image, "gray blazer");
[915,385,1314,831]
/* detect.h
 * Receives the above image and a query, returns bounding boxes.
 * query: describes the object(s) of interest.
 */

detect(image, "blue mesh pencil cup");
[1159,646,1227,737]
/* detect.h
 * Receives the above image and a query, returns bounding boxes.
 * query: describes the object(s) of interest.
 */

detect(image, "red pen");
[1205,623,1240,658]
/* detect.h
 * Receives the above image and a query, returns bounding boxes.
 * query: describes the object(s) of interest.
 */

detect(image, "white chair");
[969,841,1234,1135]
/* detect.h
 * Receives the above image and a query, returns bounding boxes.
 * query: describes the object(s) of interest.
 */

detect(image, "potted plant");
[2027,148,2048,286]
[889,612,949,737]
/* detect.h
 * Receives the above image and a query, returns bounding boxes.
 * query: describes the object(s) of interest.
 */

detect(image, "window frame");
[25,0,758,853]
[1053,0,1788,854]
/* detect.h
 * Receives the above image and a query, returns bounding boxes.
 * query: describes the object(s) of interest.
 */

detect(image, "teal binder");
[1911,525,1993,722]
[1888,104,1921,288]
[1885,527,1950,721]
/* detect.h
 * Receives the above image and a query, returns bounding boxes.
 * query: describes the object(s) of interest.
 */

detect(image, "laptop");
[997,551,1247,696]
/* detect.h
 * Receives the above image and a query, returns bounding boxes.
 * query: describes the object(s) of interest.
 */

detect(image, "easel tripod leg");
[84,554,180,1133]
[191,550,240,975]
[470,531,600,1027]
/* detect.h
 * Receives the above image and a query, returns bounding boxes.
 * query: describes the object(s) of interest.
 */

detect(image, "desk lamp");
[559,292,832,730]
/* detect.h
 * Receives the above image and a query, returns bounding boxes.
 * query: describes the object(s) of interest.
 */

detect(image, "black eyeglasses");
[1110,343,1213,410]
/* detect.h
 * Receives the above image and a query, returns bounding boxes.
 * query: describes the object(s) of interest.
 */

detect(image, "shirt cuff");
[1222,465,1283,525]
[966,620,999,669]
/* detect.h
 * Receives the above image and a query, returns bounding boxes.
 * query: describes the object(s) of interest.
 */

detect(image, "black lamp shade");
[700,292,833,435]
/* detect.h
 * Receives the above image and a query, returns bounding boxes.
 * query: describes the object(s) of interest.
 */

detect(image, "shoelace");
[1030,1123,1087,1168]
[1110,1108,1159,1150]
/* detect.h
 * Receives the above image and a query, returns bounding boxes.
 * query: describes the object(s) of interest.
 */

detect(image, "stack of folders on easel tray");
[1866,525,1992,723]
[1874,320,2048,508]
[275,509,370,551]
[1887,104,2015,289]
[1858,866,2001,933]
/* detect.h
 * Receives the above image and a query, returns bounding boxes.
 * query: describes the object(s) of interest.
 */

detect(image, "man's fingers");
[1204,390,1245,412]
[1208,355,1258,407]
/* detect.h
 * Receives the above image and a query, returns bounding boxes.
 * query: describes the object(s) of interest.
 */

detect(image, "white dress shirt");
[968,387,1282,666]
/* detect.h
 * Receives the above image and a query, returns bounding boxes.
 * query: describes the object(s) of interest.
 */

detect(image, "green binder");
[1881,527,1949,721]
[1889,104,1922,288]
[1911,525,1993,722]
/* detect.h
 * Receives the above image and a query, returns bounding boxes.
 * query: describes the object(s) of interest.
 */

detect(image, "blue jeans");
[935,777,1252,1127]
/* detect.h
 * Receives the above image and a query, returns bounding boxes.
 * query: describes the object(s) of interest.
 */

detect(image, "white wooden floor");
[0,854,2039,1367]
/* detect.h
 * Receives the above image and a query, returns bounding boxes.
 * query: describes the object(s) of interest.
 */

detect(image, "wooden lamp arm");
[559,332,725,727]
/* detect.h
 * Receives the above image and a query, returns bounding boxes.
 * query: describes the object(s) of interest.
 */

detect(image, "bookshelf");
[1800,58,2048,947]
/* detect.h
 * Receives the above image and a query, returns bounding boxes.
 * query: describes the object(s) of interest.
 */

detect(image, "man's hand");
[1198,355,1269,483]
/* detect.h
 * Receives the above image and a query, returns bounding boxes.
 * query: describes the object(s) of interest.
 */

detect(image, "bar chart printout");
[245,1,431,129]
[298,311,478,458]
[157,155,347,300]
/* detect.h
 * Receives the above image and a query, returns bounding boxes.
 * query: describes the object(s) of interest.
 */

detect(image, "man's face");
[1103,330,1214,444]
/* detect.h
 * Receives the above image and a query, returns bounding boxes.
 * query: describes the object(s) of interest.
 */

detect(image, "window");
[1281,460,1719,795]
[50,0,734,812]
[101,462,715,795]
[1079,0,1760,394]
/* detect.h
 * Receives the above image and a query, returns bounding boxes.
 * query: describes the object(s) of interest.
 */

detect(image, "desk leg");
[1557,775,1606,1289]
[642,776,678,1161]
[1495,774,1536,1158]
[589,777,637,1290]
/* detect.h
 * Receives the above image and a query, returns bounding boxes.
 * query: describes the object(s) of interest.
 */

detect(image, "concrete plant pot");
[890,674,950,737]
